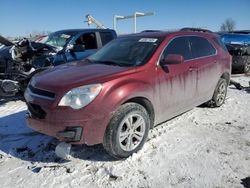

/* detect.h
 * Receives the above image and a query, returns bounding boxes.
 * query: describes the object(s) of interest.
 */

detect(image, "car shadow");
[0,95,24,106]
[245,88,250,94]
[229,86,250,94]
[241,177,250,188]
[0,110,115,164]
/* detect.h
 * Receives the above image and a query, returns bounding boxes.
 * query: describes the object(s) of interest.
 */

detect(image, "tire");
[244,56,250,73]
[103,102,150,159]
[245,46,250,56]
[206,78,228,107]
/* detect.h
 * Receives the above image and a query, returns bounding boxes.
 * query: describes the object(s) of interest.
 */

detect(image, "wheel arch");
[220,72,230,85]
[122,97,155,129]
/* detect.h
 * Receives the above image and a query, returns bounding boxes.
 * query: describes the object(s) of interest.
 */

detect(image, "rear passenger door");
[189,36,219,102]
[157,36,198,121]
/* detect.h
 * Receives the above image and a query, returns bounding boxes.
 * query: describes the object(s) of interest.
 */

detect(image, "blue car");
[0,29,117,97]
[221,33,250,45]
[41,29,117,66]
[220,31,250,73]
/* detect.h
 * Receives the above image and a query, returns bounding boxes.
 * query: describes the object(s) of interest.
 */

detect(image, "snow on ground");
[0,75,250,188]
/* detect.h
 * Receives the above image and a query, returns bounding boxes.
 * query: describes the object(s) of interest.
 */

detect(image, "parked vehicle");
[0,29,117,97]
[25,29,231,158]
[220,32,250,73]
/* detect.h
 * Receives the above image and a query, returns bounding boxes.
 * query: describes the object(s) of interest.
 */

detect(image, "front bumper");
[26,111,110,145]
[26,115,83,142]
[24,84,115,145]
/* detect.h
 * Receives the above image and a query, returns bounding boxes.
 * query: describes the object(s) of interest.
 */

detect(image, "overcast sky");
[1,0,250,37]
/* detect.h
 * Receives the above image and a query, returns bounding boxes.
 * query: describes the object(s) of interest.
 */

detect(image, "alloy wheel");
[216,82,227,106]
[118,114,146,152]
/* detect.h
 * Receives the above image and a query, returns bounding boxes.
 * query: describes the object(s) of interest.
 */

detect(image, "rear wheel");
[103,103,150,159]
[206,78,227,107]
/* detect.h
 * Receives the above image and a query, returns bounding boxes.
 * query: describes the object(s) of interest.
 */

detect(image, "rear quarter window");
[189,36,216,58]
[212,37,228,52]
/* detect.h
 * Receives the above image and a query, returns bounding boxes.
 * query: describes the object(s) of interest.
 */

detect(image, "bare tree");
[220,18,236,32]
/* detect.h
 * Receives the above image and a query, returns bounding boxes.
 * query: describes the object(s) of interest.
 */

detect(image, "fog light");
[56,127,82,141]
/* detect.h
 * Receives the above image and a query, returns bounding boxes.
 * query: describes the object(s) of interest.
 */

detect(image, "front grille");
[27,103,46,119]
[29,85,55,99]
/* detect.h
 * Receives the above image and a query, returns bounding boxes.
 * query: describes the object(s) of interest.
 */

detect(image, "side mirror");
[160,54,184,66]
[68,44,85,52]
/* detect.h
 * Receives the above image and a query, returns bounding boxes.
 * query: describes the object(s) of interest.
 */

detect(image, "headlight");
[58,84,102,109]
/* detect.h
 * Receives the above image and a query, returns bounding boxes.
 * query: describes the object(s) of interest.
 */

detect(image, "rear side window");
[189,36,216,58]
[162,36,191,60]
[100,32,114,46]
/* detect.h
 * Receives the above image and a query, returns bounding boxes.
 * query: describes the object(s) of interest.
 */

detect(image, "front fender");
[103,79,156,115]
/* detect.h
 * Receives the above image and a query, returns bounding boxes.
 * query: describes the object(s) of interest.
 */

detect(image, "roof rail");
[180,28,213,33]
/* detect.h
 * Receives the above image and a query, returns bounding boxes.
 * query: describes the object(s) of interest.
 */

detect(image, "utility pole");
[113,12,154,33]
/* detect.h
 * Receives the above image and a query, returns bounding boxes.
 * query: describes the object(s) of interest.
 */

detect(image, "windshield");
[45,32,74,48]
[88,36,163,66]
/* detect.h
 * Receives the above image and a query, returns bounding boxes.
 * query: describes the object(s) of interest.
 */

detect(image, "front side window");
[189,36,216,58]
[74,32,97,50]
[88,37,163,67]
[161,37,191,61]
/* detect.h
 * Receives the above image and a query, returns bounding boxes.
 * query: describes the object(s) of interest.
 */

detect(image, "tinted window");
[189,36,216,58]
[162,37,191,61]
[213,37,228,52]
[100,32,114,46]
[75,32,97,50]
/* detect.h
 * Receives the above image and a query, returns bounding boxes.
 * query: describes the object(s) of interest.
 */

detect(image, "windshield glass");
[88,36,163,66]
[45,32,74,48]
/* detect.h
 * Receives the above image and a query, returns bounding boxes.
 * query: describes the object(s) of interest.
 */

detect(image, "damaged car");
[221,31,250,73]
[25,29,231,158]
[0,29,117,97]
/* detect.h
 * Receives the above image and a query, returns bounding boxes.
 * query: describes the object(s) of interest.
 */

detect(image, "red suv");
[25,29,231,158]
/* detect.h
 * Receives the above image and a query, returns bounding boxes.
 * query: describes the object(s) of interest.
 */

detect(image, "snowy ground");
[0,75,250,188]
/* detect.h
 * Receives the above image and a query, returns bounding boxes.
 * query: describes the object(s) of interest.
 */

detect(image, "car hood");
[32,61,134,91]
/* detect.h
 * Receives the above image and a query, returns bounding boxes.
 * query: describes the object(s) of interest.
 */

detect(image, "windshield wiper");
[96,60,131,67]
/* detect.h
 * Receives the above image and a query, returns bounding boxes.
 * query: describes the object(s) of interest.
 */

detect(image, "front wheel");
[206,78,228,107]
[103,103,150,159]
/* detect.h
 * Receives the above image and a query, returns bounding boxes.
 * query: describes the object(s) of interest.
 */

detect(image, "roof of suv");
[53,28,115,34]
[121,30,219,39]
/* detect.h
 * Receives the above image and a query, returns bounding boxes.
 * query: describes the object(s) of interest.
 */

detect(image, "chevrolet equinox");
[25,29,231,158]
